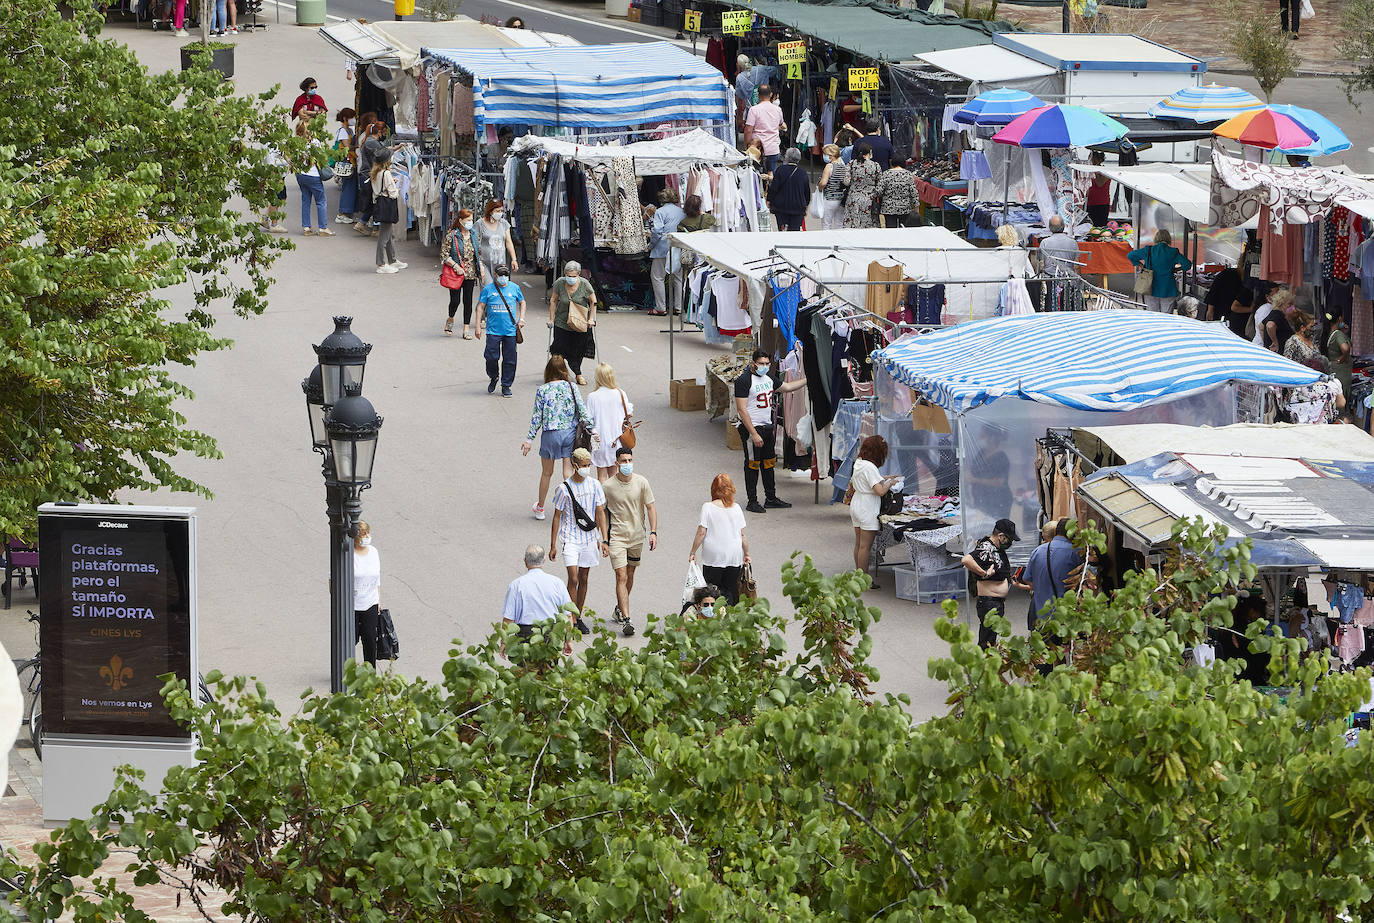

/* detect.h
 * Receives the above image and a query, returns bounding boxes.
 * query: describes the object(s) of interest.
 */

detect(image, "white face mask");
[700,604,714,617]
[497,273,510,283]
[492,212,505,222]
[358,535,371,547]
[577,466,592,479]
[619,462,633,477]
[823,155,832,163]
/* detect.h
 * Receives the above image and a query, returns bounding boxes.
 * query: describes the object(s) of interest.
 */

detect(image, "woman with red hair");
[849,435,902,589]
[689,473,750,604]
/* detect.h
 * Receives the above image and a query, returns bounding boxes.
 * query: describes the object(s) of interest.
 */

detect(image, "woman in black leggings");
[442,209,482,338]
[1279,0,1300,37]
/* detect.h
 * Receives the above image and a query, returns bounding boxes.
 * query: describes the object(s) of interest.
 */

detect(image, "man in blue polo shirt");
[475,264,525,397]
[1026,518,1083,633]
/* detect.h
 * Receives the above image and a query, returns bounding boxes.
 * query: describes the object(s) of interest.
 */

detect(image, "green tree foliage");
[1337,0,1374,107]
[1223,0,1300,102]
[0,0,303,541]
[9,534,1374,921]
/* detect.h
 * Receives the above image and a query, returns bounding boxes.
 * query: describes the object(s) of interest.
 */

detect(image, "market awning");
[1070,163,1215,223]
[713,0,1021,60]
[1073,422,1374,465]
[1078,450,1374,567]
[321,18,574,70]
[421,43,731,129]
[873,311,1323,414]
[668,226,1034,326]
[911,44,1058,82]
[1210,148,1374,230]
[993,33,1206,73]
[507,129,746,175]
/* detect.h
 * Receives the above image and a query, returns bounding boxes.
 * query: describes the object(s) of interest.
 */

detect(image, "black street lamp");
[301,317,383,694]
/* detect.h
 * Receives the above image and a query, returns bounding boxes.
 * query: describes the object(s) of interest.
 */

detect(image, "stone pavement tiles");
[1003,0,1355,75]
[0,746,239,921]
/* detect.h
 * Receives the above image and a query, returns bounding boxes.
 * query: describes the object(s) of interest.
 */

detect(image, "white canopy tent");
[507,129,747,176]
[909,44,1062,96]
[667,226,1034,326]
[1073,422,1374,465]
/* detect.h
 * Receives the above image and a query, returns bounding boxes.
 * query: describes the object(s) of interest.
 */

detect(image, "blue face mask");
[754,365,770,378]
[619,463,633,477]
[700,604,714,617]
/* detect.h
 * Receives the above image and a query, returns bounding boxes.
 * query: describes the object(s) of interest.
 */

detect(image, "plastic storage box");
[894,565,965,604]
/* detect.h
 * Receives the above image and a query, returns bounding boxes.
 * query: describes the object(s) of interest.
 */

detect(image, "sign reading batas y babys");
[721,9,752,33]
[38,505,196,740]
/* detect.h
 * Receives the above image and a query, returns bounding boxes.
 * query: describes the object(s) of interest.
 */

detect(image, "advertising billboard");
[38,505,196,740]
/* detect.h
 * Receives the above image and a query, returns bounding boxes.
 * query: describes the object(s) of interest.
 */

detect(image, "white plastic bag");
[1300,0,1314,20]
[807,192,824,221]
[794,412,814,449]
[682,561,707,606]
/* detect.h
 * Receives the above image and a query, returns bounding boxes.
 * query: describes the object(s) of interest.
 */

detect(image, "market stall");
[1075,427,1374,664]
[871,310,1325,578]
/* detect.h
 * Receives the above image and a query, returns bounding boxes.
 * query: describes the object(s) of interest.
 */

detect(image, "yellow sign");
[721,9,752,34]
[848,66,879,91]
[861,90,872,114]
[683,9,701,32]
[829,76,838,100]
[786,61,802,81]
[777,40,806,64]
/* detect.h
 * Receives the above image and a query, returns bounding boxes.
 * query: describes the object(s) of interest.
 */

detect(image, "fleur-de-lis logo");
[100,655,133,691]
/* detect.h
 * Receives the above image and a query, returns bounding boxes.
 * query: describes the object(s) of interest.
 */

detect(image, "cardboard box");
[725,420,742,451]
[671,377,706,412]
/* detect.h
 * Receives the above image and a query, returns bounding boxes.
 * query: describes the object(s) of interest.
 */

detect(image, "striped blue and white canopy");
[873,312,1322,414]
[423,43,731,130]
[1149,84,1264,125]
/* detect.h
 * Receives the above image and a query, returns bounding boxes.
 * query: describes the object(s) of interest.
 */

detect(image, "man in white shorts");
[549,447,607,631]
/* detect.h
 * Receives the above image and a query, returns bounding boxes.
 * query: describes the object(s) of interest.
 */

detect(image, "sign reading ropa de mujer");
[38,504,196,740]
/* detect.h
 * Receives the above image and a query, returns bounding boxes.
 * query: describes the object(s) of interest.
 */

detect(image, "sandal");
[444,319,454,336]
[463,332,474,340]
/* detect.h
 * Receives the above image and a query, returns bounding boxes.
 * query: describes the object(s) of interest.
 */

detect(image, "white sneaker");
[302,228,315,236]
[335,215,355,225]
[268,223,288,234]
[532,503,546,521]
[175,28,188,36]
[317,228,336,237]
[376,265,399,274]
[229,25,238,33]
[392,261,408,270]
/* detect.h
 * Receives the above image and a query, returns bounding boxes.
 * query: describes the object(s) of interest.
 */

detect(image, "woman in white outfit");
[849,435,901,590]
[585,363,633,480]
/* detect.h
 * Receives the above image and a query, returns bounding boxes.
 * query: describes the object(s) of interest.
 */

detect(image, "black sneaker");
[501,387,513,398]
[487,378,498,394]
[746,500,767,514]
[765,497,793,509]
[575,617,590,635]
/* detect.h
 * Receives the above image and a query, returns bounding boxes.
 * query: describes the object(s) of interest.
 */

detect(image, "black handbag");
[374,193,399,225]
[561,479,599,533]
[376,608,399,660]
[568,381,595,453]
[879,488,906,517]
[583,330,597,359]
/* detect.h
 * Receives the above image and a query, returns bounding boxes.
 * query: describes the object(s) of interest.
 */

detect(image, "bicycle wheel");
[29,685,41,761]
[13,659,38,729]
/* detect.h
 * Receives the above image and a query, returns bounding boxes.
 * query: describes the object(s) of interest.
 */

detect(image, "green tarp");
[715,0,1023,61]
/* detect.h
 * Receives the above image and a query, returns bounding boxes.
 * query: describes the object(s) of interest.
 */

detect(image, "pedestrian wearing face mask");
[600,446,657,636]
[733,348,808,514]
[585,362,633,480]
[549,260,598,384]
[475,263,524,397]
[442,208,481,338]
[291,76,327,119]
[549,447,607,629]
[477,200,517,288]
[351,520,382,667]
[681,584,720,619]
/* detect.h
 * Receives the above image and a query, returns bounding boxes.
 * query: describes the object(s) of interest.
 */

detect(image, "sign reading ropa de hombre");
[39,504,196,740]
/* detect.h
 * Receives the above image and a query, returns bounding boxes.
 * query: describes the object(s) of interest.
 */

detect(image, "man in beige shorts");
[600,447,658,637]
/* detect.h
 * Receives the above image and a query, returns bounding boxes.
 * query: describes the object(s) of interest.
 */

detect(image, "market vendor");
[1086,152,1111,227]
[1039,216,1081,276]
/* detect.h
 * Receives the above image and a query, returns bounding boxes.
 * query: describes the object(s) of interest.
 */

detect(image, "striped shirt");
[553,476,605,548]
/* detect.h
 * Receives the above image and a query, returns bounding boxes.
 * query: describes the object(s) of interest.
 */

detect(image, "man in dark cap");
[961,518,1026,649]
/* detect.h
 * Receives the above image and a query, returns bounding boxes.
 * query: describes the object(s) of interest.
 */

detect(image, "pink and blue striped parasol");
[992,104,1129,149]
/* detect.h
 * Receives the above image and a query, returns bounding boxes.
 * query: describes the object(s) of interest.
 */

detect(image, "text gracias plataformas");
[68,542,161,620]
